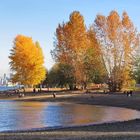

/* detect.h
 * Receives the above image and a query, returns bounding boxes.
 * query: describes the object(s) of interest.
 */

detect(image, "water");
[0,101,140,131]
[0,86,23,92]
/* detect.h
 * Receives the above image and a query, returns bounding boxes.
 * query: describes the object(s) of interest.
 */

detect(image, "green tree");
[85,27,107,84]
[47,63,75,89]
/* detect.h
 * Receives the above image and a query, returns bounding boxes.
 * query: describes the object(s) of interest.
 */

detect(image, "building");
[0,74,10,86]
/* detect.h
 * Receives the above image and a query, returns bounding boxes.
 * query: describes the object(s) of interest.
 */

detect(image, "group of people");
[124,90,133,97]
[18,93,25,98]
[33,88,42,93]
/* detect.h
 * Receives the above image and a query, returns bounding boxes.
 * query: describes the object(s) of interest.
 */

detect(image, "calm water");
[0,101,140,131]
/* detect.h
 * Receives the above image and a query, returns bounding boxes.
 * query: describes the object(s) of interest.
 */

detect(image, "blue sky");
[0,0,140,77]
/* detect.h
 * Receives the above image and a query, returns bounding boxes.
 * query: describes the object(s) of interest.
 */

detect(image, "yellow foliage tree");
[9,35,46,86]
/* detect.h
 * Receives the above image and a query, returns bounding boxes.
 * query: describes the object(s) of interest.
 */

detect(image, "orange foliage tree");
[52,11,89,89]
[94,11,139,91]
[9,35,46,86]
[52,11,106,89]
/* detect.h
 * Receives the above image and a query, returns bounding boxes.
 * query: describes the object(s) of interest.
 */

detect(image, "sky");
[0,0,140,77]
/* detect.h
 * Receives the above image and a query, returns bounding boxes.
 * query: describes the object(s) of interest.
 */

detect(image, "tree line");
[9,10,140,92]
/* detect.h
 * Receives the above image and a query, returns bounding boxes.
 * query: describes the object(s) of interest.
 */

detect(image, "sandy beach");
[0,91,140,140]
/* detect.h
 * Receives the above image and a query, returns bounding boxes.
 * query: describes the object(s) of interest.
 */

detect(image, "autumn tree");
[94,11,139,91]
[9,35,46,86]
[52,11,89,89]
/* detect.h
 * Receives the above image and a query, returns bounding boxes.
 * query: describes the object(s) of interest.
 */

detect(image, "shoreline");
[13,91,140,111]
[0,91,140,139]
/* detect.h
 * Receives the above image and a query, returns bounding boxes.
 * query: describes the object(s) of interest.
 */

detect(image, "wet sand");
[0,91,140,140]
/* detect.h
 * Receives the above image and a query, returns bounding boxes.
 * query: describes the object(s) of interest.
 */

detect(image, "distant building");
[0,73,11,86]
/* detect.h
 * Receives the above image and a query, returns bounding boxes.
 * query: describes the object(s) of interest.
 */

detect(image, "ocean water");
[0,101,140,132]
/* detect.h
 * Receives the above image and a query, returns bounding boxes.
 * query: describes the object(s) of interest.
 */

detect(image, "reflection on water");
[0,101,140,131]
